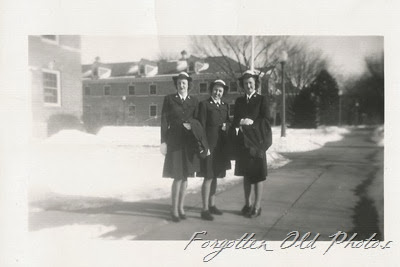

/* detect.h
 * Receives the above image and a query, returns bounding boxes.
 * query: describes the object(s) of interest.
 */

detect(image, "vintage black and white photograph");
[27,34,384,241]
[1,0,399,266]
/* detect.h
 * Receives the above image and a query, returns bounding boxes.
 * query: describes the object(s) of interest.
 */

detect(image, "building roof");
[82,55,246,79]
[82,59,157,77]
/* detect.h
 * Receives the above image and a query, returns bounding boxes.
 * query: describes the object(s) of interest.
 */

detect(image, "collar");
[176,93,190,100]
[211,96,221,105]
[246,91,256,99]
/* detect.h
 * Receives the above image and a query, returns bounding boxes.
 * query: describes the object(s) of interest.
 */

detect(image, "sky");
[81,35,383,77]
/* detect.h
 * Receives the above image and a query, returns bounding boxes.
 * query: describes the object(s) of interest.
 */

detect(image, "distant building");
[29,35,82,138]
[81,52,246,131]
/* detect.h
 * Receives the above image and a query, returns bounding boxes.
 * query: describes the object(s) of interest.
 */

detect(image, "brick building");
[82,53,246,132]
[29,35,82,138]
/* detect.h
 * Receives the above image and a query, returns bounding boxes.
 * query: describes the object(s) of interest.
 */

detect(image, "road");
[29,127,384,241]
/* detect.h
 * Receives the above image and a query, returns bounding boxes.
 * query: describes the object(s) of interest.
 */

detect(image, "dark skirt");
[162,128,200,180]
[198,133,231,179]
[234,131,267,184]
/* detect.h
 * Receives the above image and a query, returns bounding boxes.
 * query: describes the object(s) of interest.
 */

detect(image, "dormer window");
[188,62,195,72]
[139,65,146,75]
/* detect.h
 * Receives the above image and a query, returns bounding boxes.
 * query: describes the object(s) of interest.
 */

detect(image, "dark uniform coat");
[161,93,201,179]
[232,93,270,183]
[198,97,231,179]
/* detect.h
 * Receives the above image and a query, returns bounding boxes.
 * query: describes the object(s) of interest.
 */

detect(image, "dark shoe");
[249,207,262,218]
[171,213,180,222]
[241,205,252,216]
[201,210,214,221]
[209,206,223,215]
[178,211,187,220]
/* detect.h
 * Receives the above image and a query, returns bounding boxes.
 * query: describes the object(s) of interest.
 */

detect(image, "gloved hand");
[160,142,167,155]
[183,122,192,130]
[221,123,227,131]
[240,118,254,126]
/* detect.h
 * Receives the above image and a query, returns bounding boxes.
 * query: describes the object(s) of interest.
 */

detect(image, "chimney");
[91,56,101,79]
[180,50,188,60]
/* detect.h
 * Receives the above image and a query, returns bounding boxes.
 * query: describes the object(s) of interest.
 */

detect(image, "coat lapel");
[247,93,258,105]
[172,94,183,105]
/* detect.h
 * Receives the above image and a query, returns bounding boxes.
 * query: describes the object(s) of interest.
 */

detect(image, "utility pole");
[280,51,288,137]
[251,36,255,71]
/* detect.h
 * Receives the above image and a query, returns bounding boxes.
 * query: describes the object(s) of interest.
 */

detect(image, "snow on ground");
[371,125,384,146]
[29,126,353,207]
[29,224,119,240]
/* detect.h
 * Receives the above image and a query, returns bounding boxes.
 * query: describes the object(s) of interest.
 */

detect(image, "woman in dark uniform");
[160,72,201,222]
[233,70,270,218]
[198,79,231,221]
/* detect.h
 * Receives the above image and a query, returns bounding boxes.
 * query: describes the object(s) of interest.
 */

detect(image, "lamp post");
[122,95,126,125]
[280,51,288,137]
[338,90,343,126]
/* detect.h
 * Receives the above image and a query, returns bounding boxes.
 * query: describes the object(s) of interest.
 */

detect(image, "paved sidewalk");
[29,127,383,241]
[136,128,383,240]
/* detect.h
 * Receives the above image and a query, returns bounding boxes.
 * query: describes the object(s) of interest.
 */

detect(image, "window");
[229,104,235,117]
[150,84,157,95]
[128,105,136,117]
[149,105,157,117]
[139,65,145,75]
[188,62,195,72]
[230,81,238,92]
[84,86,90,96]
[104,85,111,95]
[128,85,135,95]
[41,35,59,44]
[199,82,208,94]
[42,69,60,105]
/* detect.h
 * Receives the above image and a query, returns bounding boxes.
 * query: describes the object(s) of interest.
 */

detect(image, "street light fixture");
[280,50,288,137]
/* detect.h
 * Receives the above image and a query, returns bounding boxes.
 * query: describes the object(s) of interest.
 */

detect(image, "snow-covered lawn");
[28,125,357,205]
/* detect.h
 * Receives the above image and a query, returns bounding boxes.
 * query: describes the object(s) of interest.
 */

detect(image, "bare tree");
[190,35,329,125]
[190,35,284,81]
[191,36,327,89]
[281,38,328,91]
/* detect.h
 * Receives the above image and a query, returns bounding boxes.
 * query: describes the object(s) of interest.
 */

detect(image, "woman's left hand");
[183,122,191,130]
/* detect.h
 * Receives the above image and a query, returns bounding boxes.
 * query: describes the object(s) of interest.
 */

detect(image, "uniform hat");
[172,71,192,83]
[238,70,260,82]
[209,79,229,91]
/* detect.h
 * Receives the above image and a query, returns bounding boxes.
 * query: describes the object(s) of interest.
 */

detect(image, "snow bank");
[44,130,106,145]
[371,125,384,146]
[29,126,350,208]
[270,126,351,153]
[97,126,159,146]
